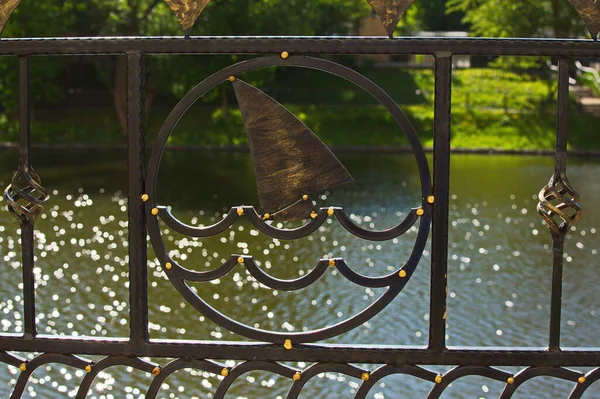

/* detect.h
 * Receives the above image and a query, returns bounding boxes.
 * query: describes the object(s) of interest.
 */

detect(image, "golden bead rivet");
[427,195,435,204]
[281,51,289,59]
[327,207,335,216]
[293,372,302,381]
[361,372,370,381]
[416,208,425,216]
[141,194,149,202]
[507,377,515,385]
[284,339,293,350]
[578,376,586,384]
[310,211,318,219]
[228,75,236,82]
[435,374,443,384]
[151,367,161,376]
[237,257,245,264]
[221,368,229,377]
[151,207,159,216]
[302,194,309,201]
[328,259,336,267]
[165,262,173,271]
[85,365,92,373]
[399,270,407,278]
[18,363,27,372]
[237,207,244,216]
[263,213,270,220]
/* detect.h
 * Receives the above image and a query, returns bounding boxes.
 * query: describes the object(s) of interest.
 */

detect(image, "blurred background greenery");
[0,0,598,150]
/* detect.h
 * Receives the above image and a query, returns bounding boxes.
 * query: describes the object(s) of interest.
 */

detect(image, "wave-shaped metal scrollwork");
[7,353,90,399]
[537,172,582,236]
[157,205,421,241]
[1,357,596,399]
[3,165,49,226]
[568,0,600,40]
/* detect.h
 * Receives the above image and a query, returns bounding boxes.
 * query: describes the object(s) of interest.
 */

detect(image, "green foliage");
[446,0,583,38]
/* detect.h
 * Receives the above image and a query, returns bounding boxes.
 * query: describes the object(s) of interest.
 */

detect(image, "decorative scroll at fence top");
[1,0,600,398]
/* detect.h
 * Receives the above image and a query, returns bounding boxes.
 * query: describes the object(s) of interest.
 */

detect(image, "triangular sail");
[231,78,354,219]
[366,0,415,37]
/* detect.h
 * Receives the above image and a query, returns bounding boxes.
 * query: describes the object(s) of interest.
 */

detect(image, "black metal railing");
[1,33,599,399]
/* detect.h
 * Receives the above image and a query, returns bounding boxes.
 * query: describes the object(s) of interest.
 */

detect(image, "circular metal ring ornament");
[146,55,432,344]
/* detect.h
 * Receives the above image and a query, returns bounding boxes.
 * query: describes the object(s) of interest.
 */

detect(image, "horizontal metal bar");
[1,336,599,366]
[0,36,598,56]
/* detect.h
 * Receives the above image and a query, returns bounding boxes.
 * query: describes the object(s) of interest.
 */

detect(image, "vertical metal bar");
[18,56,37,338]
[126,51,148,352]
[429,53,452,352]
[548,58,570,351]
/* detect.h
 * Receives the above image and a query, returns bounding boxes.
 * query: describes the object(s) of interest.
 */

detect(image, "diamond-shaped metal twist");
[537,172,582,235]
[3,165,49,226]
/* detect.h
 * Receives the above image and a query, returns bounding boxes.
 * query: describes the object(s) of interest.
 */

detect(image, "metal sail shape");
[164,0,211,36]
[0,0,19,37]
[230,77,354,220]
[366,0,415,37]
[568,0,600,40]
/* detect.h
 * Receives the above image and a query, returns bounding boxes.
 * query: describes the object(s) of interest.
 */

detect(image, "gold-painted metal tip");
[327,207,335,216]
[228,76,236,82]
[578,376,586,384]
[302,194,309,201]
[237,207,244,216]
[416,208,425,216]
[85,365,92,373]
[151,367,161,376]
[263,213,270,220]
[507,377,515,384]
[284,339,292,350]
[165,262,173,271]
[237,256,245,264]
[18,363,27,372]
[427,195,435,204]
[221,368,229,377]
[328,259,336,267]
[151,208,159,216]
[361,372,370,381]
[281,51,289,59]
[435,374,443,384]
[293,372,302,381]
[399,270,407,278]
[310,211,318,219]
[141,194,149,202]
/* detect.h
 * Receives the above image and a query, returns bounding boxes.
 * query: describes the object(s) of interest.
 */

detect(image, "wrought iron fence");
[1,1,600,398]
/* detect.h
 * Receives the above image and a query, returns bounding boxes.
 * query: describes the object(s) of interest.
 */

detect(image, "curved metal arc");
[146,358,226,399]
[427,366,511,399]
[170,277,401,343]
[213,361,296,399]
[335,207,420,241]
[498,367,582,399]
[0,351,26,367]
[168,255,239,282]
[10,354,89,399]
[354,364,437,399]
[158,205,238,237]
[568,367,600,399]
[286,362,366,399]
[74,356,158,399]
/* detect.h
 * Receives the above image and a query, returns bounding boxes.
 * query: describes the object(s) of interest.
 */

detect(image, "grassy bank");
[5,68,600,150]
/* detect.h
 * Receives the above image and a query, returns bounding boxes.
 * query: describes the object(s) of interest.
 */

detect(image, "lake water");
[0,149,598,399]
